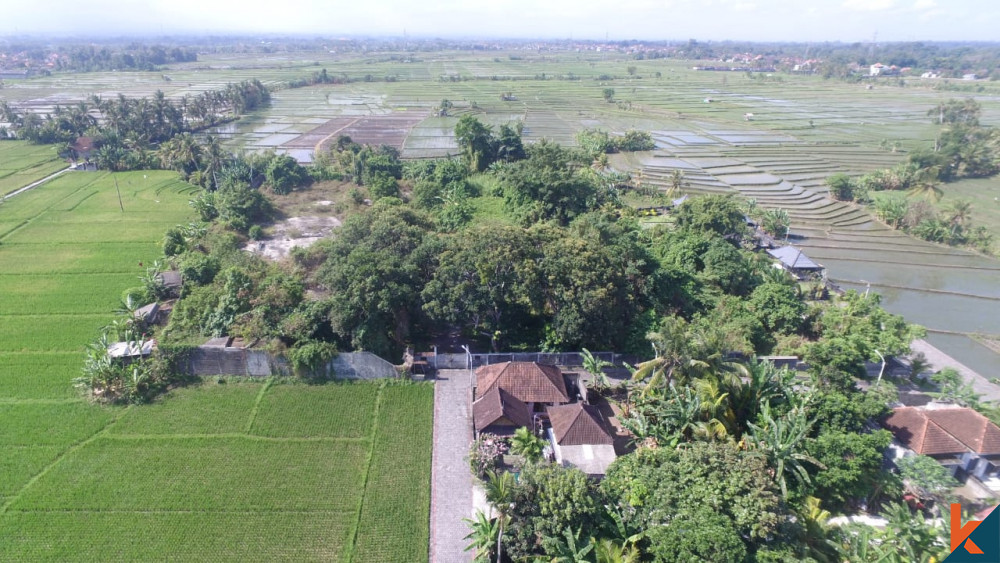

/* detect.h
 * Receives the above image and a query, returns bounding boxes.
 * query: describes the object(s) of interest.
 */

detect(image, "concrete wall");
[184,348,397,380]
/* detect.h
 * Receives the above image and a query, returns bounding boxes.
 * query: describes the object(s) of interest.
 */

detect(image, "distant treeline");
[3,43,197,72]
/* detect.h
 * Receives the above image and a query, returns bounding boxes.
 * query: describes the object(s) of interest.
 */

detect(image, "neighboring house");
[473,386,533,437]
[767,245,824,279]
[882,406,1000,480]
[156,271,183,297]
[546,402,617,476]
[870,63,899,77]
[474,361,571,412]
[71,136,96,162]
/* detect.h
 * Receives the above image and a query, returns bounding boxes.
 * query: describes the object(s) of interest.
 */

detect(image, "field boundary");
[343,383,384,563]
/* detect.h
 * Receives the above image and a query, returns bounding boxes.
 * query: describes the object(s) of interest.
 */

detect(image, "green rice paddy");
[0,168,433,561]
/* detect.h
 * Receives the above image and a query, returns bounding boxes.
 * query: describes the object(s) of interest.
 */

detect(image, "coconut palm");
[746,407,825,499]
[510,426,546,464]
[484,470,515,563]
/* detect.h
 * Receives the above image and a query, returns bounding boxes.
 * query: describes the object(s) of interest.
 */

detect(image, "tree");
[542,527,595,563]
[264,154,310,195]
[601,442,782,544]
[484,470,516,563]
[929,367,981,407]
[827,173,855,201]
[748,282,805,335]
[746,408,825,499]
[674,194,747,239]
[602,88,615,102]
[806,429,894,511]
[455,115,497,172]
[760,207,791,238]
[582,348,612,390]
[644,507,747,563]
[496,140,597,225]
[504,464,604,560]
[509,426,546,464]
[897,455,959,511]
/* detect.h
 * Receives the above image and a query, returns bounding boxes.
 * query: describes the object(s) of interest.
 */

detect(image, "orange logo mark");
[951,503,984,555]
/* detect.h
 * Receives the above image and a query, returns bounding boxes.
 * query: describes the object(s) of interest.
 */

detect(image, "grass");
[0,353,84,399]
[110,382,263,436]
[0,403,117,446]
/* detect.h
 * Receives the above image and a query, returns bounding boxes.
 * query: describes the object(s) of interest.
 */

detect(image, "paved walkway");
[911,339,1000,402]
[429,369,474,563]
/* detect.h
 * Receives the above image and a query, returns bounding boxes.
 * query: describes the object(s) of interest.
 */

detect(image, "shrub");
[468,433,508,480]
[287,340,338,378]
[162,227,187,257]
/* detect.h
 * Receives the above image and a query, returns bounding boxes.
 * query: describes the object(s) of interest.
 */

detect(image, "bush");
[162,227,187,257]
[248,224,264,241]
[468,434,508,480]
[179,253,221,286]
[287,340,338,378]
[121,286,152,306]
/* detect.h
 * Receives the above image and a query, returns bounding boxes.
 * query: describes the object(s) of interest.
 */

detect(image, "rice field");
[0,167,434,561]
[0,142,67,196]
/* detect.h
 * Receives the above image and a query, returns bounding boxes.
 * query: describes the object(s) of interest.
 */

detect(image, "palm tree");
[510,426,546,464]
[945,199,973,238]
[746,408,825,499]
[906,168,944,202]
[581,348,612,390]
[464,510,503,563]
[484,470,515,563]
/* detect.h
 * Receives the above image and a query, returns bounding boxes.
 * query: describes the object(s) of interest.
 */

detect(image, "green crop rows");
[0,169,433,561]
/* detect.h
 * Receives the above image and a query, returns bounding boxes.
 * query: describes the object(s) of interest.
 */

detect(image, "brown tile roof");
[475,362,569,405]
[882,407,1000,456]
[547,403,614,446]
[473,387,532,434]
[924,408,1000,454]
[71,136,96,153]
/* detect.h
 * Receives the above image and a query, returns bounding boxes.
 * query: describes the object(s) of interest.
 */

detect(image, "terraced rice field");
[4,52,999,372]
[0,170,433,561]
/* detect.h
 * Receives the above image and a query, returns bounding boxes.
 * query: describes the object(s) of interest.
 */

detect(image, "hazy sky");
[5,0,998,42]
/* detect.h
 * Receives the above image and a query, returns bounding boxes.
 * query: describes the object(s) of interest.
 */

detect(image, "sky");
[5,0,999,42]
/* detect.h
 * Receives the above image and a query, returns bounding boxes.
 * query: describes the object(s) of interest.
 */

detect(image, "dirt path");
[3,166,71,200]
[910,339,1000,402]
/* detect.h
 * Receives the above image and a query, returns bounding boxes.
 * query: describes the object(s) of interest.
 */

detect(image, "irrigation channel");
[623,130,1000,383]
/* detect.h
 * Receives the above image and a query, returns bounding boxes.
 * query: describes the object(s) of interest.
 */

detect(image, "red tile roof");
[882,407,1000,456]
[547,403,614,446]
[475,362,569,405]
[472,386,533,434]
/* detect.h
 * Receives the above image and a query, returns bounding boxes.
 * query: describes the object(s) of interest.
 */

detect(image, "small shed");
[546,402,617,476]
[133,302,160,326]
[107,339,156,361]
[767,246,823,279]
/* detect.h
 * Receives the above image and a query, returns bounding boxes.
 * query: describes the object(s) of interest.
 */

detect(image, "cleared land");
[0,170,433,561]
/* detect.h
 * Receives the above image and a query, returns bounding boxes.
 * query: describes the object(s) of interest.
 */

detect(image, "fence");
[183,348,397,380]
[427,350,623,371]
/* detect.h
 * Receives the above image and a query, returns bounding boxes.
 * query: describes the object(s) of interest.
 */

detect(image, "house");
[882,406,1000,480]
[767,245,823,279]
[473,386,533,437]
[156,271,183,297]
[546,402,617,476]
[475,361,571,412]
[70,136,96,162]
[869,63,899,77]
